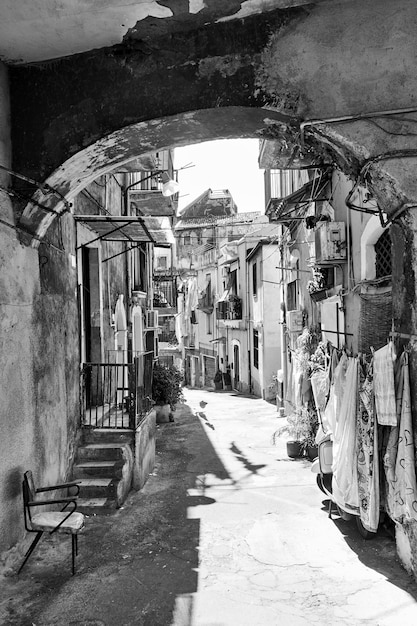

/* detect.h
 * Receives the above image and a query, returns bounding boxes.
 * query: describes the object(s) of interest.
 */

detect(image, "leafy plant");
[273,406,319,448]
[152,363,183,410]
[307,268,325,294]
[294,326,321,377]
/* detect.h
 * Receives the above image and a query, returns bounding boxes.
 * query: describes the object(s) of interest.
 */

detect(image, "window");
[252,262,257,296]
[229,269,238,296]
[183,234,191,246]
[206,313,212,335]
[132,243,147,292]
[287,280,298,312]
[157,256,167,269]
[206,274,212,306]
[253,330,259,369]
[375,229,392,278]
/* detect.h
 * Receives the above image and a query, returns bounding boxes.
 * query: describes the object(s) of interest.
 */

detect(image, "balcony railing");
[217,295,242,321]
[81,351,154,429]
[159,329,178,344]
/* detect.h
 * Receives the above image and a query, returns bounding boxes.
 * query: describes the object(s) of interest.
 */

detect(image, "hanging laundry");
[356,359,380,533]
[384,352,404,491]
[311,368,329,428]
[332,356,360,514]
[384,352,417,522]
[373,342,397,426]
[322,352,348,436]
[285,356,295,407]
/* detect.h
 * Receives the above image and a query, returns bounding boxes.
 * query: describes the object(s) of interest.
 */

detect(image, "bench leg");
[18,531,43,574]
[72,534,77,575]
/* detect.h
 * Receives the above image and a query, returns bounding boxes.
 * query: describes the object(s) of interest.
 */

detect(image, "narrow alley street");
[2,388,417,626]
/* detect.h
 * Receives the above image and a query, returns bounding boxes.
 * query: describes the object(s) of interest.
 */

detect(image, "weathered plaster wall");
[0,63,81,562]
[133,411,157,491]
[9,7,301,184]
[0,62,39,557]
[0,0,319,65]
[10,0,417,247]
[259,0,417,120]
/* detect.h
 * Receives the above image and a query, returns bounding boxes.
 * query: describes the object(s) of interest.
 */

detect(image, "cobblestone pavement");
[1,387,417,625]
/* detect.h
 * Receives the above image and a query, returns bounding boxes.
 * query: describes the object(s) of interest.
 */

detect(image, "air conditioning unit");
[315,221,346,264]
[146,310,159,328]
[286,310,303,333]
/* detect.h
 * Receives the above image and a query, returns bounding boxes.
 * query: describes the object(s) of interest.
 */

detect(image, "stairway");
[73,428,135,514]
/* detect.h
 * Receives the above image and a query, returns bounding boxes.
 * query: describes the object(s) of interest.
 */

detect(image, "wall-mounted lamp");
[160,172,180,197]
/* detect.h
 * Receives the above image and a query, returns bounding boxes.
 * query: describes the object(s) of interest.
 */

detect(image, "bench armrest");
[28,497,78,507]
[36,481,80,495]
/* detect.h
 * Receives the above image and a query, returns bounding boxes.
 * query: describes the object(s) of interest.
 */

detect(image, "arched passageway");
[7,0,417,243]
[19,106,294,243]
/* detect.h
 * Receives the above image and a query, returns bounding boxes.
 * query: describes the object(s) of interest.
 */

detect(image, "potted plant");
[307,268,327,302]
[151,362,183,423]
[273,406,319,459]
[213,369,223,391]
[304,407,320,460]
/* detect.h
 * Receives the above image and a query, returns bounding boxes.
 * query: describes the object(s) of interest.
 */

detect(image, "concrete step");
[76,443,125,462]
[82,428,134,446]
[73,460,121,479]
[76,477,117,499]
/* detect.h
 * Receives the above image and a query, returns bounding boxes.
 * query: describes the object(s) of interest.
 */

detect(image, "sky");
[174,139,265,215]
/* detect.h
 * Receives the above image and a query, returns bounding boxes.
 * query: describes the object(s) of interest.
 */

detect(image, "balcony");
[217,295,242,321]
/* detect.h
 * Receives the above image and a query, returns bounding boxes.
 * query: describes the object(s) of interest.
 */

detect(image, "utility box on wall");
[315,222,346,264]
[286,310,303,333]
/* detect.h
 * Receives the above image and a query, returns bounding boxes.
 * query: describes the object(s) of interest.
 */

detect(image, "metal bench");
[18,470,85,575]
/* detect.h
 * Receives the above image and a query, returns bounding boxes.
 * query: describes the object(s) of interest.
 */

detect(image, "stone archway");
[19,106,295,245]
[10,0,417,245]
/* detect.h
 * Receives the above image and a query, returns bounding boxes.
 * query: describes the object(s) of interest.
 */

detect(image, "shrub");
[152,363,183,410]
[273,406,319,448]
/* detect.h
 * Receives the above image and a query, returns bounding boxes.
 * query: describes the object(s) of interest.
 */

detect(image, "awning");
[266,172,331,223]
[74,215,172,247]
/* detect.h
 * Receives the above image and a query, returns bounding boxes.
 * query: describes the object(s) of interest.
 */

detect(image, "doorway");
[233,344,240,390]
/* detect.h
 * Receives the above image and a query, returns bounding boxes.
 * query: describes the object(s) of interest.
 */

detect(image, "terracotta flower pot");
[155,404,174,424]
[307,445,318,460]
[286,440,303,458]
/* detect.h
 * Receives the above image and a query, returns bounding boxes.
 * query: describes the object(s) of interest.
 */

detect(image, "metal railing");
[82,351,154,429]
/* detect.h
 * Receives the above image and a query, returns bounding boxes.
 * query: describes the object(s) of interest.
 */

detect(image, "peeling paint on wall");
[189,0,207,13]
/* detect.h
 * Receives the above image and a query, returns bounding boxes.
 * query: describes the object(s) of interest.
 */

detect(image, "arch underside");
[15,0,417,244]
[19,106,296,245]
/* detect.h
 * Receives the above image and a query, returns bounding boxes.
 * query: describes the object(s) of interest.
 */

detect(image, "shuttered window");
[375,229,392,278]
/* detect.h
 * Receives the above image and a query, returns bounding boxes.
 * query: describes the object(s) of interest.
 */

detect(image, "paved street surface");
[2,388,417,625]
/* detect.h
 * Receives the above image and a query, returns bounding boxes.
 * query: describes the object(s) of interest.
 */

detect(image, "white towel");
[373,342,397,426]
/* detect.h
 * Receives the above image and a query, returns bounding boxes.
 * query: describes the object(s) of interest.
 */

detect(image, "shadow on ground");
[0,402,230,626]
[319,498,417,604]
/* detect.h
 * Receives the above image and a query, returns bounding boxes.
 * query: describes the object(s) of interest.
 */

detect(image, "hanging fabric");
[285,355,295,407]
[332,356,360,513]
[322,352,348,437]
[311,368,330,426]
[356,359,380,532]
[373,342,397,426]
[384,352,417,522]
